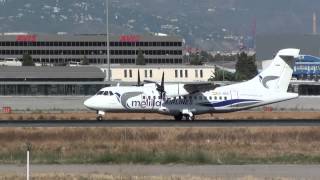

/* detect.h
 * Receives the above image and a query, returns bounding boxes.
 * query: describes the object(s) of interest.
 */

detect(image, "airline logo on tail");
[259,75,279,89]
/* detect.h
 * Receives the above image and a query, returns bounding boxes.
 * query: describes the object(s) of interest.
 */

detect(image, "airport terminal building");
[0,66,108,96]
[0,65,215,96]
[0,33,183,65]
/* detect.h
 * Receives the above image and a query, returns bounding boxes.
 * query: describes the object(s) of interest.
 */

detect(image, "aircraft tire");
[96,116,103,121]
[174,114,183,121]
[186,115,195,121]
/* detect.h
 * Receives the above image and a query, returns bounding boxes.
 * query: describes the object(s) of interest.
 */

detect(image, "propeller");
[143,72,166,99]
[157,72,166,99]
[154,72,165,99]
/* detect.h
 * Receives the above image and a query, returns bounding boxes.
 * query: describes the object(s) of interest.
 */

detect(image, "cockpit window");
[96,91,104,95]
[109,91,114,96]
[103,91,109,96]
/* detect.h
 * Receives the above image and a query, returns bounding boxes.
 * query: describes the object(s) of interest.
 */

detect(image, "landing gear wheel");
[96,110,105,121]
[185,115,195,121]
[96,116,103,121]
[189,115,195,121]
[174,114,183,121]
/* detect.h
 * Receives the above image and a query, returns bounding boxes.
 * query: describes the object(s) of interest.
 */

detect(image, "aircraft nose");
[84,97,94,109]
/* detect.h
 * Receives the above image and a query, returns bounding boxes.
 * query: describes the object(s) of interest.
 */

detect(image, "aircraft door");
[230,90,238,100]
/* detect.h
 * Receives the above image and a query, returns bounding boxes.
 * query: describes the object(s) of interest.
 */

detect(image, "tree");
[22,54,34,66]
[189,53,203,65]
[235,52,258,81]
[136,49,146,65]
[80,56,90,65]
[210,67,235,81]
[199,51,214,63]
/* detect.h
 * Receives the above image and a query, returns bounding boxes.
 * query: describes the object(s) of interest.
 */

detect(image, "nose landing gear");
[96,110,105,121]
[97,116,103,121]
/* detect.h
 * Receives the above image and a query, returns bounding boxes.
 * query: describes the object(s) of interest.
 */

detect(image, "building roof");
[297,55,320,63]
[0,66,105,81]
[0,34,182,42]
[99,64,216,69]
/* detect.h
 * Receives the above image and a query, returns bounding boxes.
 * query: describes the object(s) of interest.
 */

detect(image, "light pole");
[26,142,32,180]
[106,0,111,81]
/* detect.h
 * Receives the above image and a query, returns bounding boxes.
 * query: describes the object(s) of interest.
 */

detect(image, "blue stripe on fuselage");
[199,99,261,107]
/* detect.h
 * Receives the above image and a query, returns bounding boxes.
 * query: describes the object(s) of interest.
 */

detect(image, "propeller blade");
[144,80,156,84]
[158,72,165,99]
[137,69,141,86]
[160,72,164,89]
[143,72,166,99]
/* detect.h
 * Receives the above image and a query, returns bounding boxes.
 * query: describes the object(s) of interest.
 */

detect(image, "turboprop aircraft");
[84,48,299,121]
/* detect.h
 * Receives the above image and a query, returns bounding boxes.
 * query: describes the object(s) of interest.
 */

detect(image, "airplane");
[84,48,299,121]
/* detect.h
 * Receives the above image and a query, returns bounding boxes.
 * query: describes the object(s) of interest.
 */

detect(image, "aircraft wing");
[183,82,220,94]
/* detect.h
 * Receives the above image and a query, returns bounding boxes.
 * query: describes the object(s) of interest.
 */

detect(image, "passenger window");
[199,96,202,100]
[110,91,114,96]
[194,96,197,100]
[219,96,222,100]
[224,96,227,100]
[214,96,217,100]
[209,96,212,100]
[143,96,146,99]
[103,91,109,96]
[97,91,104,95]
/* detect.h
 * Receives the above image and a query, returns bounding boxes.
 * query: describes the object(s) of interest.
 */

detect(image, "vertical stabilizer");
[251,49,300,92]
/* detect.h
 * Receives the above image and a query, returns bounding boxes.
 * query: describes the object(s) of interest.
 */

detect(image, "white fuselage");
[83,83,298,116]
[83,48,301,118]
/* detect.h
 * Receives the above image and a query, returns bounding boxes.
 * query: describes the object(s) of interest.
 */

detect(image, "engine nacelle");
[142,83,189,97]
[164,84,189,97]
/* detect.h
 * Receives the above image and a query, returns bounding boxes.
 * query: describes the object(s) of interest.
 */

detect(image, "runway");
[1,119,320,127]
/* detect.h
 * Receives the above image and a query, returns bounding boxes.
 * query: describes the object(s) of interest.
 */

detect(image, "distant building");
[0,66,107,95]
[101,64,215,83]
[0,33,183,65]
[0,64,215,96]
[293,55,320,79]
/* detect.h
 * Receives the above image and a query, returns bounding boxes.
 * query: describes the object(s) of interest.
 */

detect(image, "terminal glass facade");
[0,34,183,65]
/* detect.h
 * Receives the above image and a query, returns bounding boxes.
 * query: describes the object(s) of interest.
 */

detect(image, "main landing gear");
[96,110,105,121]
[174,112,195,121]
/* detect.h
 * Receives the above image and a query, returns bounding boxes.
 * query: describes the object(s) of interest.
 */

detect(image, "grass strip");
[1,150,320,165]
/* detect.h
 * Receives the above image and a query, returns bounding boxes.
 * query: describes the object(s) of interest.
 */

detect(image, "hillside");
[0,0,319,50]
